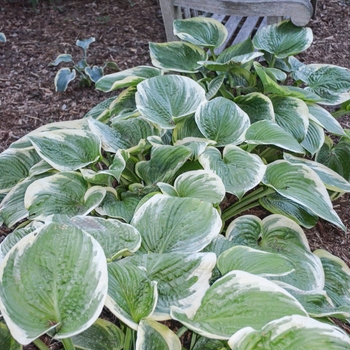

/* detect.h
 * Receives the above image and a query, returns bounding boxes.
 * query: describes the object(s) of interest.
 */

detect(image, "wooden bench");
[159,0,316,53]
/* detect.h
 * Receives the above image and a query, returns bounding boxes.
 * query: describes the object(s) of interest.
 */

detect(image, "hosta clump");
[1,17,350,350]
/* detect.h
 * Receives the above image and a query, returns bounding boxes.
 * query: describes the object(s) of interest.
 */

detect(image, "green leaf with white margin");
[0,223,108,345]
[206,74,225,100]
[270,96,309,142]
[226,214,325,291]
[159,170,225,204]
[308,103,345,135]
[105,262,157,330]
[262,160,345,230]
[0,221,44,264]
[80,169,113,186]
[54,67,76,92]
[252,20,313,58]
[83,95,117,120]
[294,64,350,105]
[259,192,318,229]
[49,53,73,66]
[71,318,124,350]
[54,215,141,261]
[301,119,325,155]
[245,120,305,154]
[149,42,207,73]
[112,117,160,153]
[136,75,207,129]
[28,129,101,171]
[136,319,181,350]
[171,270,307,339]
[0,173,50,227]
[0,321,21,350]
[24,172,106,221]
[29,159,53,176]
[95,189,141,223]
[136,145,192,186]
[85,65,103,83]
[95,66,161,92]
[316,137,350,181]
[195,97,250,146]
[0,147,41,193]
[87,118,132,152]
[174,137,215,160]
[314,249,350,322]
[228,315,350,349]
[235,92,275,123]
[282,286,350,319]
[284,153,350,193]
[198,145,266,199]
[173,17,227,49]
[131,194,221,253]
[126,252,216,320]
[76,37,95,55]
[172,116,206,142]
[217,245,295,277]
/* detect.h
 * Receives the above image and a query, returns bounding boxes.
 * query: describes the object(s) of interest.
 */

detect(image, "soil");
[0,0,350,347]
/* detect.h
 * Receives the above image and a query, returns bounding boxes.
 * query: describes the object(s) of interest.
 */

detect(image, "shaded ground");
[0,0,350,346]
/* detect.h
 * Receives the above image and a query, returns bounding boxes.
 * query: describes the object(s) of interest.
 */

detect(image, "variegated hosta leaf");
[158,170,225,204]
[126,252,216,320]
[29,159,53,176]
[0,221,44,264]
[172,116,205,142]
[259,192,318,229]
[195,97,250,146]
[171,270,307,340]
[0,173,50,227]
[80,169,113,186]
[294,64,350,105]
[149,42,207,73]
[173,17,228,48]
[28,129,101,171]
[228,315,350,349]
[198,145,266,199]
[252,20,313,58]
[65,216,141,261]
[287,86,323,102]
[95,189,141,223]
[24,172,106,221]
[83,95,117,120]
[226,214,324,291]
[270,96,309,142]
[131,194,221,253]
[107,87,137,122]
[283,286,350,319]
[0,147,41,193]
[136,145,192,186]
[174,137,215,160]
[136,319,181,350]
[0,223,108,345]
[112,118,160,153]
[284,153,350,193]
[0,321,21,350]
[87,118,132,152]
[136,75,207,129]
[301,119,325,155]
[262,160,345,230]
[234,92,275,123]
[314,249,350,322]
[71,318,124,350]
[316,137,350,182]
[54,67,76,92]
[85,65,103,83]
[0,32,6,42]
[308,103,345,135]
[95,66,161,92]
[217,245,295,277]
[245,120,305,154]
[105,262,157,330]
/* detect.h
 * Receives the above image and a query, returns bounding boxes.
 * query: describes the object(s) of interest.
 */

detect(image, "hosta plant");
[49,37,119,91]
[1,17,350,350]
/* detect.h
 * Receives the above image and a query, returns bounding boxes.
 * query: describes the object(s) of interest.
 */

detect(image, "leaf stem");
[33,338,50,350]
[222,187,275,221]
[176,326,188,338]
[269,54,276,68]
[61,338,76,350]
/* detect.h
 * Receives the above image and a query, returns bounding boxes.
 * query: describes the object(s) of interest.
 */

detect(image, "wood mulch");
[0,0,350,346]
